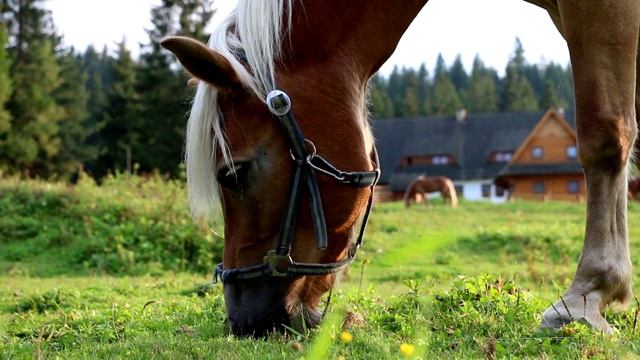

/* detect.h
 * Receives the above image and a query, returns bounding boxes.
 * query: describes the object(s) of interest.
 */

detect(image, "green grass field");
[2,174,640,359]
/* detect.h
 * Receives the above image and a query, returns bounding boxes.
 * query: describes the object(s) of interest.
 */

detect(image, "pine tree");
[1,0,63,176]
[544,62,574,109]
[433,53,447,78]
[426,55,462,115]
[2,0,56,58]
[386,66,403,117]
[176,0,214,42]
[510,37,527,77]
[0,25,12,150]
[368,74,394,119]
[416,63,430,115]
[499,39,539,112]
[96,39,141,177]
[466,55,498,114]
[500,64,538,112]
[539,79,567,110]
[449,54,469,92]
[400,69,420,117]
[80,45,110,178]
[51,47,100,178]
[134,0,215,176]
[429,72,462,116]
[523,65,544,97]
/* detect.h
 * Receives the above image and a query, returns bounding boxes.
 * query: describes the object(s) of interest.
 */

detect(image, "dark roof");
[372,109,575,190]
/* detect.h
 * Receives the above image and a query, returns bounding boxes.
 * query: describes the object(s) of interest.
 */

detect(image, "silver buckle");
[263,250,292,277]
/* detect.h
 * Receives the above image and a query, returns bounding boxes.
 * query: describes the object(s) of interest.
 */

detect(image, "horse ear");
[161,36,241,89]
[187,78,200,87]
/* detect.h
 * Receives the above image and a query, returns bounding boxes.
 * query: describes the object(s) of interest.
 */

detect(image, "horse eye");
[217,162,251,190]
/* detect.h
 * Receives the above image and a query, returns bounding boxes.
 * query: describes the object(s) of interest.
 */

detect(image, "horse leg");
[423,192,431,207]
[540,0,639,333]
[404,187,414,208]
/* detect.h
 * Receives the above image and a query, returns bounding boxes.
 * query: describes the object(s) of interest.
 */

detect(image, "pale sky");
[47,0,570,76]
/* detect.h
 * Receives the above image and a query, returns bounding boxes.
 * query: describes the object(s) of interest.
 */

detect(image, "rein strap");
[268,90,329,253]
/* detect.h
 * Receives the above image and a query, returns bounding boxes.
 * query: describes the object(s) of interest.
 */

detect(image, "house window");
[566,145,578,160]
[531,146,543,159]
[495,152,512,162]
[481,184,491,198]
[454,185,463,197]
[495,186,505,197]
[433,155,448,165]
[533,181,545,194]
[406,157,413,166]
[568,180,580,193]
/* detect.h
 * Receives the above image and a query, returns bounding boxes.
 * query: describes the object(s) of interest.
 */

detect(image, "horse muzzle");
[223,278,293,337]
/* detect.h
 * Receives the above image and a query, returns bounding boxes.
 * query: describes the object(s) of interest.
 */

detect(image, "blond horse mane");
[185,1,293,223]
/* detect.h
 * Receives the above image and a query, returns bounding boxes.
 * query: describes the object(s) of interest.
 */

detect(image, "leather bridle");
[213,89,380,284]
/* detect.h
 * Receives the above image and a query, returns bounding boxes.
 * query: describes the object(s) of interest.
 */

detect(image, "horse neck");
[285,0,428,79]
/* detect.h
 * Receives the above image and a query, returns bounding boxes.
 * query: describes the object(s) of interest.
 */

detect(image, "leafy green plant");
[0,173,223,276]
[15,289,77,313]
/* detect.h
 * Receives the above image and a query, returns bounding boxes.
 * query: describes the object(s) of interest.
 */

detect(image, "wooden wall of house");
[374,185,395,204]
[512,117,577,164]
[513,174,585,202]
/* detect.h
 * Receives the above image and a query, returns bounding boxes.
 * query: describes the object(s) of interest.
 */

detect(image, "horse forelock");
[209,0,294,99]
[185,0,293,223]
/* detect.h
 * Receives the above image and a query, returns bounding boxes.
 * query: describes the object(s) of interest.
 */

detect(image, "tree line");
[0,0,574,181]
[0,0,213,180]
[369,38,573,119]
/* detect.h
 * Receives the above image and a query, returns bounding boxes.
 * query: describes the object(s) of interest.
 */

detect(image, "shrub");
[0,172,223,275]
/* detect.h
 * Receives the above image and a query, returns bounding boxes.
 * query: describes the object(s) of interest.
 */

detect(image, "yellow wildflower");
[399,343,415,356]
[340,331,353,343]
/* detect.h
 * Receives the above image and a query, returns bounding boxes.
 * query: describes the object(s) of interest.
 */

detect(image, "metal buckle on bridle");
[267,90,291,116]
[263,250,293,277]
[290,139,317,163]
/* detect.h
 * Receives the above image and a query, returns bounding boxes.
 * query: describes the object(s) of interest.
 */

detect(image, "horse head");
[159,0,417,336]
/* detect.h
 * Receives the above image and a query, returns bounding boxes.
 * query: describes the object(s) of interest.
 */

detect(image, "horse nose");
[223,280,290,337]
[228,311,288,337]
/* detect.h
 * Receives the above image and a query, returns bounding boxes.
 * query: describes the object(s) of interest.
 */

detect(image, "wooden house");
[372,108,584,203]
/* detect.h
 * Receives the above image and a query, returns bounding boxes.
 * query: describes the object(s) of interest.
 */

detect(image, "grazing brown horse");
[629,177,640,200]
[162,0,639,336]
[404,175,458,208]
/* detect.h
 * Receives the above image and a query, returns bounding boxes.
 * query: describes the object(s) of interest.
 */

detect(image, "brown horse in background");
[404,175,458,208]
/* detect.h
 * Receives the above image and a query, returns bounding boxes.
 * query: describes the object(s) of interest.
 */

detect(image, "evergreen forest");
[0,0,574,181]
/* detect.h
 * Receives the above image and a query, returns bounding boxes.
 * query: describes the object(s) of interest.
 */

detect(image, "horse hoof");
[539,306,614,334]
[538,314,573,331]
